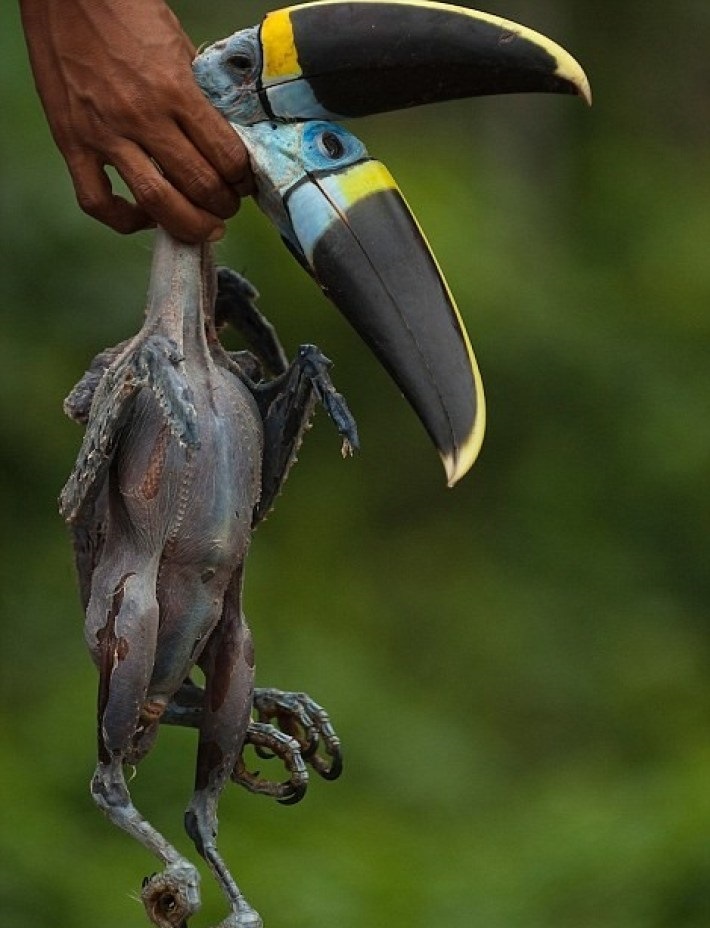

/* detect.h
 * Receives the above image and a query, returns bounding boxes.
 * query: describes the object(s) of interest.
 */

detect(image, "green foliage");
[2,2,710,926]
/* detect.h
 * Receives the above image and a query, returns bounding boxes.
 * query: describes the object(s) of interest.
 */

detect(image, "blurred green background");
[2,1,710,926]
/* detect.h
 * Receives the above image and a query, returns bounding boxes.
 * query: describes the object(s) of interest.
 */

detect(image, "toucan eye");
[319,131,345,160]
[226,53,252,71]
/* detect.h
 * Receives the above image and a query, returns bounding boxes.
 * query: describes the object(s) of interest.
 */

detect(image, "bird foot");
[141,861,201,928]
[252,687,343,781]
[232,688,342,805]
[214,904,263,928]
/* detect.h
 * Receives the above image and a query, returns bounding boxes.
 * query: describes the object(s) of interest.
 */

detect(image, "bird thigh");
[193,593,255,793]
[148,565,233,707]
[85,567,160,760]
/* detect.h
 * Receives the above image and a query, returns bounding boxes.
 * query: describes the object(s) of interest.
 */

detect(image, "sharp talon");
[319,751,343,781]
[277,781,307,806]
[254,746,276,761]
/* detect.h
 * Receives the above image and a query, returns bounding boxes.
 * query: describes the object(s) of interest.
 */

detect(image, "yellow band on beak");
[261,9,302,82]
[328,160,398,209]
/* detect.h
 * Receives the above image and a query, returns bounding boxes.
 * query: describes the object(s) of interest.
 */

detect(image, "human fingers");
[147,125,241,221]
[66,144,222,243]
[66,148,155,235]
[177,83,256,196]
[110,143,226,243]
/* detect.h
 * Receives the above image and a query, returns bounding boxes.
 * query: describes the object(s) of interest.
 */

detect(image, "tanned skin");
[19,0,254,242]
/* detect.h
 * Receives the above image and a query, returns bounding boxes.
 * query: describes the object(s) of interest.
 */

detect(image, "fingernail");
[207,225,225,243]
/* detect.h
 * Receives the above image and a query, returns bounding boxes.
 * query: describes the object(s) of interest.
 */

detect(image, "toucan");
[58,8,590,925]
[193,0,590,485]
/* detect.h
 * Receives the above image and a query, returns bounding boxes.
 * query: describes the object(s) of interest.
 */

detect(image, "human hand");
[19,0,254,242]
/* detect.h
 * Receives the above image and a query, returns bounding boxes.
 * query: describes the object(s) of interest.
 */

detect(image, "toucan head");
[193,0,590,124]
[193,1,590,484]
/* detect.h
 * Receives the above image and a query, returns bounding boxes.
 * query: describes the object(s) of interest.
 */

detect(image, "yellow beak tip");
[441,442,482,488]
[578,75,593,106]
[554,54,592,106]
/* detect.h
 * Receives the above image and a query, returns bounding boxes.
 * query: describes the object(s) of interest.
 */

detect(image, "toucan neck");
[143,228,216,363]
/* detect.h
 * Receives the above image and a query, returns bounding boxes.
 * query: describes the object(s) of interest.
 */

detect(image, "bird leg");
[183,580,262,928]
[162,683,342,803]
[87,567,202,928]
[167,679,343,805]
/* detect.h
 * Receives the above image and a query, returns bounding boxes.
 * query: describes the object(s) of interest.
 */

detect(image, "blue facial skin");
[193,27,268,124]
[234,121,370,256]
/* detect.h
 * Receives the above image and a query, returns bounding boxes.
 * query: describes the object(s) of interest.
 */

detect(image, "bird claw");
[253,687,343,781]
[232,688,342,803]
[232,722,309,804]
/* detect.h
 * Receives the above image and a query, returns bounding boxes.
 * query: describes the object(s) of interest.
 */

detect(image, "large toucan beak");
[237,120,484,485]
[193,4,591,484]
[194,0,590,124]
